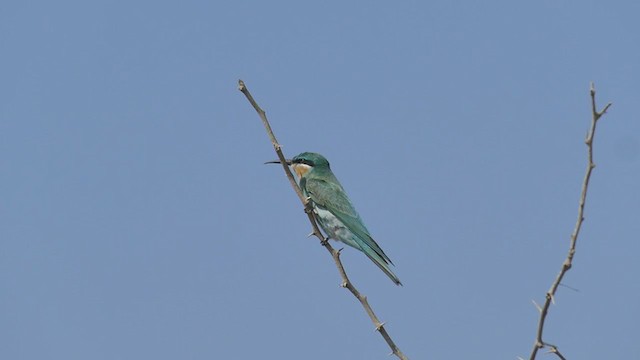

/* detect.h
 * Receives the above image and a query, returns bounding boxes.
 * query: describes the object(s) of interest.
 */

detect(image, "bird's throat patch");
[292,163,312,178]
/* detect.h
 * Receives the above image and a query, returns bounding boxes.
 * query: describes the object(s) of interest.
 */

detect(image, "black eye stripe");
[294,159,314,166]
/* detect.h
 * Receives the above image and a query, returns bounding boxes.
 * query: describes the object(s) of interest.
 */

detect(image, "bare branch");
[528,83,612,359]
[238,80,408,360]
[549,345,567,360]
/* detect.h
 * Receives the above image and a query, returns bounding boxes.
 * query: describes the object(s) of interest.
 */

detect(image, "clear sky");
[2,1,639,359]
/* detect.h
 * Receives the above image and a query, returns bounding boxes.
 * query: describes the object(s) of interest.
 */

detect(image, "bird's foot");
[303,197,313,213]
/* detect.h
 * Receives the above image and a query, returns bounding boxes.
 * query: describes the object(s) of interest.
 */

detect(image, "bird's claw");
[303,197,314,213]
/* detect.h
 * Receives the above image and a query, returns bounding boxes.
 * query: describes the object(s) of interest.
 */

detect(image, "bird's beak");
[264,159,292,165]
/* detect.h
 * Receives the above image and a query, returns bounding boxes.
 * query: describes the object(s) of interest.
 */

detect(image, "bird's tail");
[356,241,402,286]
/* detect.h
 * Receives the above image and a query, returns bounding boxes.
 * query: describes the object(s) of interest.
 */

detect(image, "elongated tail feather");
[353,238,402,286]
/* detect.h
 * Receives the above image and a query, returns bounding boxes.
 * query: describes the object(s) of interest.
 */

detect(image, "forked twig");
[528,83,612,359]
[238,80,408,360]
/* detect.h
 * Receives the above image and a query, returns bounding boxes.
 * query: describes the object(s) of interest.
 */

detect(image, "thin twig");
[528,83,611,360]
[549,345,567,360]
[238,80,408,360]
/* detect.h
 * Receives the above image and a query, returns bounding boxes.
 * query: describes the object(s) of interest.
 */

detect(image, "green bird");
[269,152,401,285]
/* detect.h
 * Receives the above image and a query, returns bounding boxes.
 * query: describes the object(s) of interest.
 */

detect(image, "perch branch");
[528,83,611,360]
[238,80,408,360]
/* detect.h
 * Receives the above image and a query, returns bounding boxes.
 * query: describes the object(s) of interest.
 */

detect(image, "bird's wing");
[304,178,394,265]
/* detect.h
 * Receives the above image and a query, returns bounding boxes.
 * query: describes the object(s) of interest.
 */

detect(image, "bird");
[267,152,401,285]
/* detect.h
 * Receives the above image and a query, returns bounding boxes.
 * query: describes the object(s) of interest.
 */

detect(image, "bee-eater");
[268,152,401,285]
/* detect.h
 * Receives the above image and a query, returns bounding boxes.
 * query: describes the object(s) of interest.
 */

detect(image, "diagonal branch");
[528,83,612,360]
[238,80,408,360]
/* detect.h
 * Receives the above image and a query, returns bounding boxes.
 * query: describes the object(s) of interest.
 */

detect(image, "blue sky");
[2,1,639,359]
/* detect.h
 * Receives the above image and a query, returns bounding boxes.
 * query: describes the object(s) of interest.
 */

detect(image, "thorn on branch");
[558,283,580,292]
[532,300,542,313]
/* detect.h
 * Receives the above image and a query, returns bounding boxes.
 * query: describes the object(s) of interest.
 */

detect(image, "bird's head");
[266,152,330,178]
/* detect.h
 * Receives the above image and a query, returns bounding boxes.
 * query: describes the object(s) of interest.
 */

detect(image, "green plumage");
[292,152,401,285]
